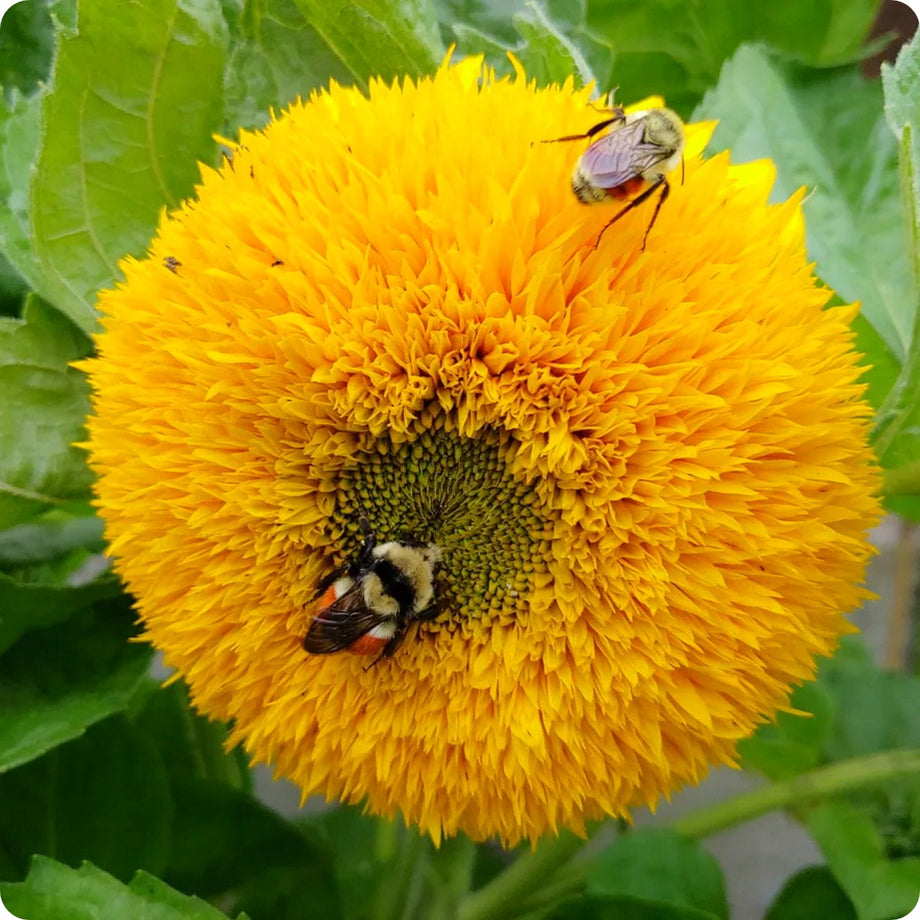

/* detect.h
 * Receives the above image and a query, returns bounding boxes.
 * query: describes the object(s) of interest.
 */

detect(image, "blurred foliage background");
[0,1,919,918]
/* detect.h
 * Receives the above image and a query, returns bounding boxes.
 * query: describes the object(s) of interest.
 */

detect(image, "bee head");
[639,108,684,155]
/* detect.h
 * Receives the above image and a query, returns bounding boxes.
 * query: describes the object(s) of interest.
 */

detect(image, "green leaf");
[449,0,609,89]
[313,806,393,920]
[874,36,920,494]
[133,682,250,790]
[434,0,521,46]
[0,506,114,652]
[224,0,354,131]
[0,565,119,656]
[807,802,920,920]
[229,868,341,920]
[765,865,856,920]
[544,894,718,919]
[130,684,343,912]
[452,22,514,77]
[0,716,171,883]
[696,45,913,365]
[0,599,151,773]
[738,682,834,780]
[0,0,56,96]
[0,513,104,566]
[818,638,920,761]
[851,311,902,420]
[0,298,93,528]
[584,0,878,117]
[291,0,444,90]
[513,1,597,87]
[1,857,248,920]
[792,641,920,919]
[164,779,340,910]
[587,829,728,920]
[29,0,229,334]
[0,88,43,297]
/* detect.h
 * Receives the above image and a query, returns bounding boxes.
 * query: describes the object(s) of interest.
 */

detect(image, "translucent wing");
[304,583,390,654]
[581,121,672,188]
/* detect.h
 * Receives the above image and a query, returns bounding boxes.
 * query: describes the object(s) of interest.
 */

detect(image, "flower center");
[332,417,553,633]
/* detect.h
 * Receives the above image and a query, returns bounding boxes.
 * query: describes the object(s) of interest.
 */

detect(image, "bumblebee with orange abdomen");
[556,104,685,250]
[304,529,441,661]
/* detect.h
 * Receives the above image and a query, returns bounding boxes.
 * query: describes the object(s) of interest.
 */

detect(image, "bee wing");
[580,121,670,188]
[304,583,389,654]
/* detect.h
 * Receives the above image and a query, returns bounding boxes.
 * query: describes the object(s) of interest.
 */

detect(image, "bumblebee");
[555,105,685,250]
[303,528,441,660]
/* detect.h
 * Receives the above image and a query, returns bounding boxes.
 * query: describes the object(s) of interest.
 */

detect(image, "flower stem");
[477,749,920,920]
[456,831,588,920]
[672,749,920,838]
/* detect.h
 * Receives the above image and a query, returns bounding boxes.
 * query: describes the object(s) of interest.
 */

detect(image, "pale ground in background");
[246,516,907,919]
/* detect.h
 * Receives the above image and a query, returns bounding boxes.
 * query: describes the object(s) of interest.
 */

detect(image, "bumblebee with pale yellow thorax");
[551,103,685,250]
[303,526,441,661]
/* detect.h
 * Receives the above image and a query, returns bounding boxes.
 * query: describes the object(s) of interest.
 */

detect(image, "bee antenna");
[680,157,685,187]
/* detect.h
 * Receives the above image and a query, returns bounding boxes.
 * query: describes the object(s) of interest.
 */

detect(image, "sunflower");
[84,57,881,845]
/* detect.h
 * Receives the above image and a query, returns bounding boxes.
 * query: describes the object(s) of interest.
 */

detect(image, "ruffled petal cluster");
[85,58,881,844]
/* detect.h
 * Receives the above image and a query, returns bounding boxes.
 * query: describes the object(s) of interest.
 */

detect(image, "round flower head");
[85,57,881,844]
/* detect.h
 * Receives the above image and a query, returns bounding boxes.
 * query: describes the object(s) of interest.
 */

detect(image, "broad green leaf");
[887,493,920,522]
[795,641,920,919]
[224,0,353,131]
[424,835,477,916]
[0,250,27,316]
[1,857,248,920]
[0,716,171,883]
[229,867,342,920]
[584,0,877,117]
[851,311,902,419]
[818,637,920,761]
[312,806,396,920]
[875,36,920,493]
[0,0,55,96]
[544,894,718,919]
[544,0,614,85]
[48,0,79,29]
[30,0,229,334]
[738,682,834,780]
[434,0,521,46]
[764,865,856,920]
[449,0,610,90]
[513,1,596,87]
[0,298,93,528]
[291,0,444,90]
[163,779,339,911]
[0,564,119,655]
[587,829,728,920]
[131,684,342,912]
[0,89,43,299]
[696,45,912,365]
[452,23,514,77]
[807,802,920,920]
[0,599,151,773]
[0,512,104,566]
[133,682,250,790]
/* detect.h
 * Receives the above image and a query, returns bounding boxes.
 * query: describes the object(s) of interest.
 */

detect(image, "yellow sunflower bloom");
[84,57,882,845]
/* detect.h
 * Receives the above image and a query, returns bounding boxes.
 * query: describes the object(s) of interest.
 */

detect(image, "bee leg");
[588,88,621,114]
[593,176,668,252]
[414,602,440,623]
[352,517,376,571]
[639,178,670,251]
[542,113,626,145]
[311,563,346,601]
